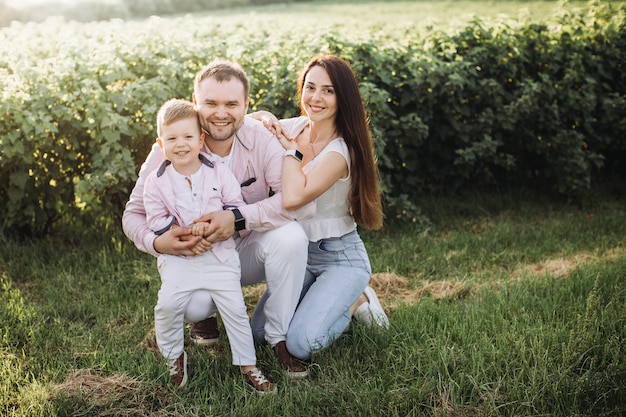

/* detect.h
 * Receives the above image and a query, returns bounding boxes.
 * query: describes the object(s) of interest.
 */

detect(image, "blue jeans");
[286,230,371,360]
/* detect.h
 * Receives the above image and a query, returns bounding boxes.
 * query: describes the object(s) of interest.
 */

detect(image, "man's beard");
[201,121,239,142]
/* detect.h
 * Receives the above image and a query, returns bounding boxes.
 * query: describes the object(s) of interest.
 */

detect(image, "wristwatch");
[231,208,245,231]
[284,149,303,162]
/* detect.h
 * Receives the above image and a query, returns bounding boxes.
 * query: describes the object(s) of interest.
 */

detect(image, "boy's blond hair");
[156,99,199,138]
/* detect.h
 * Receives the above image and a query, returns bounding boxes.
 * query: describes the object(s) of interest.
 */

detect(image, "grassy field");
[1,189,625,416]
[204,0,595,25]
[4,0,616,34]
[2,1,626,416]
[182,0,615,36]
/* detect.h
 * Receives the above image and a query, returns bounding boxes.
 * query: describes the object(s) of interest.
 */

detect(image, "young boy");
[142,98,275,394]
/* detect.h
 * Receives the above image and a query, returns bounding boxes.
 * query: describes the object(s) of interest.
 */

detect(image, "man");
[123,59,312,378]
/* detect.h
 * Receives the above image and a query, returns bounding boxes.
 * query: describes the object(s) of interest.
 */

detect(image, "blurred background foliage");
[0,0,310,27]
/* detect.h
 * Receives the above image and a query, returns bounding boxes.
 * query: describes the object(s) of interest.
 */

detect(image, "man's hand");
[194,210,236,243]
[153,225,202,256]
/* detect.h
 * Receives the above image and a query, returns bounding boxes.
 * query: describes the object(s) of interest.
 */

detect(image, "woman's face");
[301,65,337,124]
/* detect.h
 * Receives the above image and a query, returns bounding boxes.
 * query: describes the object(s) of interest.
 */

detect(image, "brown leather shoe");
[190,317,219,346]
[243,367,277,395]
[273,341,308,379]
[169,351,188,388]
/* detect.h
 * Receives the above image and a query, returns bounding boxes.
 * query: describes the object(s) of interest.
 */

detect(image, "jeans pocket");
[317,238,345,253]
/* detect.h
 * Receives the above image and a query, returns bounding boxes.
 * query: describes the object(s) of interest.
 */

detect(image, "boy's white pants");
[154,251,256,366]
[185,221,308,346]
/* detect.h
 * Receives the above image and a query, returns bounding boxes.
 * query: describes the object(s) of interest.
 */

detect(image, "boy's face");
[157,117,204,171]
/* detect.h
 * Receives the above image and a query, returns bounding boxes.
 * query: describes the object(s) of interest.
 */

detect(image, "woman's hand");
[276,133,297,151]
[250,110,292,144]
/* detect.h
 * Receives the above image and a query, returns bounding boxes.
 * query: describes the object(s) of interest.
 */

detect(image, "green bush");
[0,2,624,235]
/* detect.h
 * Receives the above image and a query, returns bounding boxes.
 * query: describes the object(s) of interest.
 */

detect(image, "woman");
[252,54,388,361]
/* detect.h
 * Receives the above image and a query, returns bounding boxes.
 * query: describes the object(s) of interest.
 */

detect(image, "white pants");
[185,221,308,346]
[155,251,256,366]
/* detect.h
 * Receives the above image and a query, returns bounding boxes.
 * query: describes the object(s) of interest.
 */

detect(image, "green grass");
[2,1,626,415]
[1,190,625,416]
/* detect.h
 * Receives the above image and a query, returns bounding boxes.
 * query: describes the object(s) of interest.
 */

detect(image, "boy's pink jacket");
[143,154,243,263]
[122,117,314,257]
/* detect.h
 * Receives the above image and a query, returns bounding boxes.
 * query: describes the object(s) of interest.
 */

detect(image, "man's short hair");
[194,58,250,98]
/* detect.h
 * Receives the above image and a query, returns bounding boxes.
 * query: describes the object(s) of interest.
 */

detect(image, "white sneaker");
[353,286,389,329]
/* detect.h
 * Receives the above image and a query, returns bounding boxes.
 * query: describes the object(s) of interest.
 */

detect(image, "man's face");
[193,77,249,143]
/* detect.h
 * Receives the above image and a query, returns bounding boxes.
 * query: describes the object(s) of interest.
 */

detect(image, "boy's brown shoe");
[190,317,220,346]
[273,341,308,379]
[169,351,188,388]
[244,367,277,395]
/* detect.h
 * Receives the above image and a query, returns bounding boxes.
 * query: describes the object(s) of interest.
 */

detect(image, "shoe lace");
[169,356,183,375]
[248,368,270,385]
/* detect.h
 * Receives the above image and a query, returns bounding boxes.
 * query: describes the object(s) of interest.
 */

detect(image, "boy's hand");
[190,222,210,237]
[194,210,235,243]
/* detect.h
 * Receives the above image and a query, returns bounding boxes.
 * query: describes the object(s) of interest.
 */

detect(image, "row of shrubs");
[0,2,624,235]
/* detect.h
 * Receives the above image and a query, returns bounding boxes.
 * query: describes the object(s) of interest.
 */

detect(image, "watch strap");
[231,208,245,231]
[284,149,303,162]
